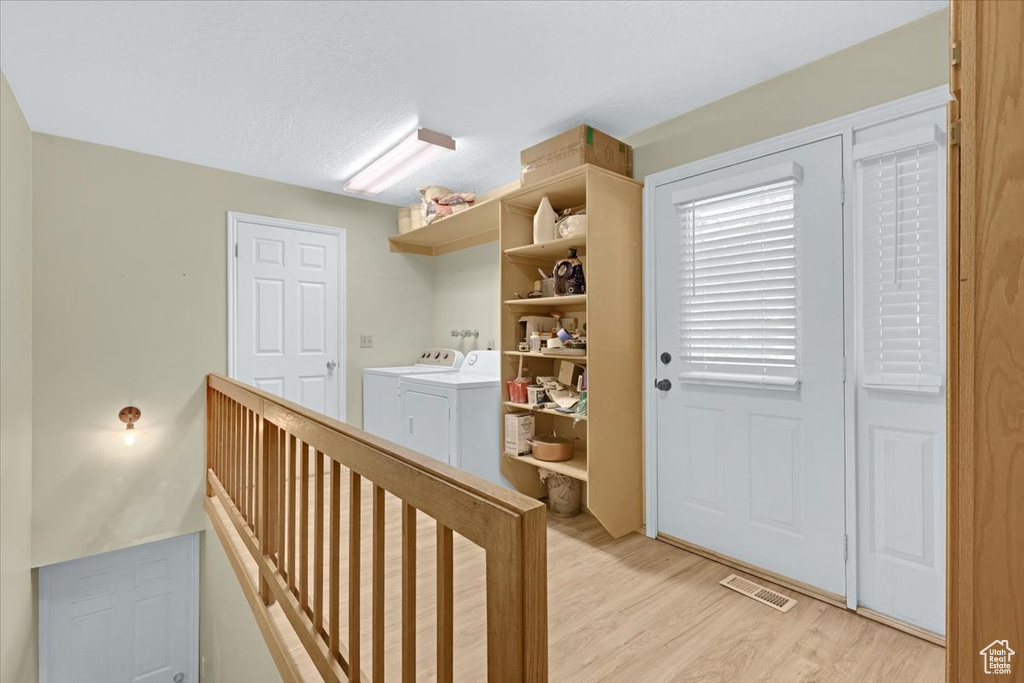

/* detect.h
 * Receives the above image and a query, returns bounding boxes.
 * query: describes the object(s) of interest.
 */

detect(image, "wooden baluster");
[217,393,224,482]
[277,428,286,570]
[436,523,454,683]
[329,460,341,662]
[244,408,252,524]
[314,451,325,636]
[230,401,238,506]
[372,485,385,683]
[212,392,220,481]
[205,387,213,497]
[300,441,310,615]
[259,413,275,605]
[402,503,417,683]
[235,403,242,510]
[250,410,258,530]
[349,471,362,682]
[288,434,297,595]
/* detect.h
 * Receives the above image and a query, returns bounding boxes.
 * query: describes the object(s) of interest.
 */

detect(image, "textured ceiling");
[0,0,945,206]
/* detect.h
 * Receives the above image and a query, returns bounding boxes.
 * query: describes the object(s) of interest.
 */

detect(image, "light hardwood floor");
[210,473,945,683]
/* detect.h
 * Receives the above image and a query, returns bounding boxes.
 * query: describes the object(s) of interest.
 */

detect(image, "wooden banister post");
[485,509,548,683]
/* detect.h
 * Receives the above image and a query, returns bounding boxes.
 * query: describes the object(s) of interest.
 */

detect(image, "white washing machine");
[362,348,464,444]
[398,350,508,488]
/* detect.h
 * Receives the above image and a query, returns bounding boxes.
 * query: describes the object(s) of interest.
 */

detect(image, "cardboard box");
[504,412,535,455]
[520,125,633,186]
[557,361,584,388]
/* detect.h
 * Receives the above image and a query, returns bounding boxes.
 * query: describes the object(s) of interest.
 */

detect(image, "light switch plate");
[360,335,373,348]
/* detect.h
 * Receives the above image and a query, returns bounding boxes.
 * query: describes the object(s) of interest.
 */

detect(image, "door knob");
[656,379,672,392]
[173,674,184,683]
[326,360,337,370]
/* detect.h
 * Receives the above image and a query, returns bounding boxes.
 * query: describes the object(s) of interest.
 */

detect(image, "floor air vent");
[719,574,798,613]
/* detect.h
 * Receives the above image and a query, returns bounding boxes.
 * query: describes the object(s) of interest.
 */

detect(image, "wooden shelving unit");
[498,164,643,539]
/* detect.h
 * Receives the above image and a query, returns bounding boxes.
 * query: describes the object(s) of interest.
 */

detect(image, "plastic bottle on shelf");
[533,197,557,244]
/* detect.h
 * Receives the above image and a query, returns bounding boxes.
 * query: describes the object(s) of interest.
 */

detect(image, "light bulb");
[123,432,136,447]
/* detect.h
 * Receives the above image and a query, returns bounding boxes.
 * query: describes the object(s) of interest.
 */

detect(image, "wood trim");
[947,2,1024,680]
[205,497,304,683]
[657,533,847,610]
[857,607,945,648]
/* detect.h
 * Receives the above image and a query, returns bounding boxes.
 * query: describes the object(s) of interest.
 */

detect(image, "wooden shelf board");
[504,452,588,482]
[504,234,587,261]
[502,164,642,213]
[388,195,502,257]
[504,294,587,309]
[504,351,588,362]
[504,402,586,421]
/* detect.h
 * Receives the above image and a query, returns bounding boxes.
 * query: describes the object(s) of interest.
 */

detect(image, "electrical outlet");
[360,335,374,349]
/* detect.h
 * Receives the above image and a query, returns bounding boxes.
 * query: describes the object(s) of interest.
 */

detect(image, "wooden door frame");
[226,211,348,422]
[946,1,1024,681]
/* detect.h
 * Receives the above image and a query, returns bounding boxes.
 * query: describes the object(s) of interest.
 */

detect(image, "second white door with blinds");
[653,137,847,596]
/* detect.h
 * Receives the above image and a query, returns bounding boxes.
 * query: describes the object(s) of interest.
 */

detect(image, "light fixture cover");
[344,128,455,195]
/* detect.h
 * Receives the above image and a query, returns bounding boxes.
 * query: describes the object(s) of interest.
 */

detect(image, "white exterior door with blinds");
[653,136,847,596]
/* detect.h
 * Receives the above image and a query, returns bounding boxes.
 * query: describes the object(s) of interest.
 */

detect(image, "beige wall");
[31,134,434,568]
[199,530,281,683]
[0,71,37,683]
[628,10,949,177]
[432,241,501,352]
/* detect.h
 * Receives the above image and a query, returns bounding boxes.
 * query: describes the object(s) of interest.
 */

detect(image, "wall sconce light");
[118,406,142,447]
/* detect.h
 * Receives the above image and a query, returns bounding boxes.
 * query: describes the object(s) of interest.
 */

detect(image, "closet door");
[852,107,947,636]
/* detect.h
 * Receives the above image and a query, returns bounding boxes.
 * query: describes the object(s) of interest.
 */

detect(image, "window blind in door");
[674,163,802,387]
[857,134,943,392]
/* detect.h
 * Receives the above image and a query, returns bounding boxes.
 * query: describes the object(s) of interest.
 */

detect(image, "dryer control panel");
[415,348,464,368]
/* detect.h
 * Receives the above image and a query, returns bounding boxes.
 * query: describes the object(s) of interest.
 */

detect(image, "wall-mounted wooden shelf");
[504,452,588,482]
[388,195,502,257]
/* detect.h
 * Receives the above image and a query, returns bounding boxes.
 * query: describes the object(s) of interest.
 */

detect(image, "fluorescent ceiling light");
[344,128,456,195]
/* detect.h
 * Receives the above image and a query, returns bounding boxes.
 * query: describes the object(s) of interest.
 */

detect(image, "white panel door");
[234,216,343,419]
[39,534,198,683]
[653,137,847,596]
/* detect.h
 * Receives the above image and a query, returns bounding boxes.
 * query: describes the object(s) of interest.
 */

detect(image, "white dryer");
[362,349,464,444]
[399,350,508,487]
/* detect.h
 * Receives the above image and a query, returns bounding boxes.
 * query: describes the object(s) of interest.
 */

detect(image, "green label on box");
[586,126,594,146]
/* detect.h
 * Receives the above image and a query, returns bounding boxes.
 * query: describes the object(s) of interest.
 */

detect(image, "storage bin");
[541,471,582,517]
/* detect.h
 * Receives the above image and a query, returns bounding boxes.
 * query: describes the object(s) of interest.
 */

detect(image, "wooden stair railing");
[205,374,548,683]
